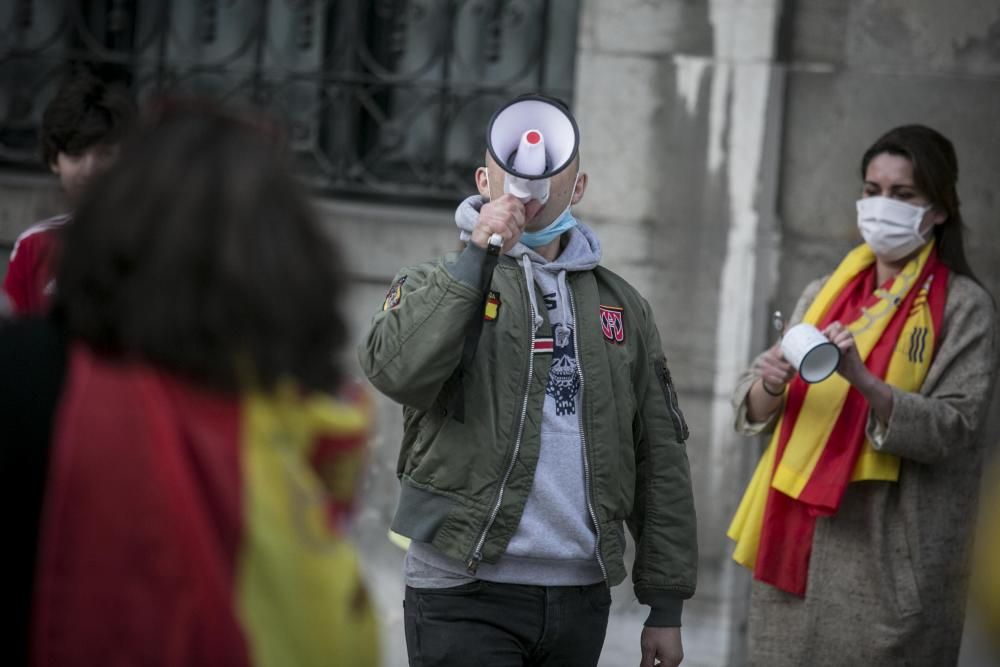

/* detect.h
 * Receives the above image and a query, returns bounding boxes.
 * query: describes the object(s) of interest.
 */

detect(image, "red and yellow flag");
[33,346,379,666]
[728,241,948,595]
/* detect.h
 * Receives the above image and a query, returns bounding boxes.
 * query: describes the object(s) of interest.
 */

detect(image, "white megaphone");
[486,95,580,205]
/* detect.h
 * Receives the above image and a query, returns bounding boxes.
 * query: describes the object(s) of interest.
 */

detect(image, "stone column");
[572,1,785,664]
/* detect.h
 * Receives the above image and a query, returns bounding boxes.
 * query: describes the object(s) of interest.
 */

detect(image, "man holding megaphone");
[360,95,697,667]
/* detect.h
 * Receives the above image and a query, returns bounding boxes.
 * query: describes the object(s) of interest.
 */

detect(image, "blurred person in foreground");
[0,103,378,666]
[2,70,134,315]
[971,455,1000,657]
[728,125,999,666]
[359,95,696,667]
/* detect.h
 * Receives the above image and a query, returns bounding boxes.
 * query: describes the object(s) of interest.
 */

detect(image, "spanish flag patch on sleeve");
[484,290,501,321]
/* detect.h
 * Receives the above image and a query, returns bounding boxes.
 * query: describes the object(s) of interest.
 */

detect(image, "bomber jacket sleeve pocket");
[654,358,689,443]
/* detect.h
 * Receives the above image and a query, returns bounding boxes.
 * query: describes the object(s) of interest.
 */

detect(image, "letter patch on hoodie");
[600,305,625,344]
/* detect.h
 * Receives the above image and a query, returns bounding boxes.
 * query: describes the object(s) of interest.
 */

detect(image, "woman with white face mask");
[727,125,998,666]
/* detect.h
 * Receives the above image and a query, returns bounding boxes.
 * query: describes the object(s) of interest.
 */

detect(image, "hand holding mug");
[754,342,796,395]
[822,321,866,385]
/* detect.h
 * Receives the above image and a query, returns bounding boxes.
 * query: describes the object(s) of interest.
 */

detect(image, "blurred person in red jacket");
[2,70,134,315]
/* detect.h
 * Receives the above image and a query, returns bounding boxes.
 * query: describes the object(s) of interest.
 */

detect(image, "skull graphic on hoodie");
[546,323,580,416]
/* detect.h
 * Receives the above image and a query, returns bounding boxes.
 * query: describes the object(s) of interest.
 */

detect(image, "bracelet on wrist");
[760,379,785,397]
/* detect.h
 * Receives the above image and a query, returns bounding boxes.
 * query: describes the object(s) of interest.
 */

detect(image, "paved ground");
[372,601,728,667]
[363,548,729,667]
[958,612,1000,667]
[597,602,729,667]
[359,533,1000,667]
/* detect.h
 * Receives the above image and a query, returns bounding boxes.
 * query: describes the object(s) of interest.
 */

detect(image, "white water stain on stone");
[674,55,711,118]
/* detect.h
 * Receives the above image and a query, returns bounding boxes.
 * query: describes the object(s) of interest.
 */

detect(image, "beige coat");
[732,273,998,667]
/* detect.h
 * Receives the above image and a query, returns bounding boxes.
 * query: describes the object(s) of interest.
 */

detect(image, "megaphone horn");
[486,95,580,204]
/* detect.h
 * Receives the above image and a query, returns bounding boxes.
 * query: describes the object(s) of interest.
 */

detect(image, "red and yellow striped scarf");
[728,240,948,595]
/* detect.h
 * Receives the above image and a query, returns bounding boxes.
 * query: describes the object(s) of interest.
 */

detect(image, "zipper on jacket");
[466,283,537,575]
[569,286,608,582]
[655,361,689,442]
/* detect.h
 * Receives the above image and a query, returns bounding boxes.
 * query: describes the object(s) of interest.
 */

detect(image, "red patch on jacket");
[600,305,625,344]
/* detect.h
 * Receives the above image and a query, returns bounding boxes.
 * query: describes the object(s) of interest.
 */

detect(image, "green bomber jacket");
[359,244,697,625]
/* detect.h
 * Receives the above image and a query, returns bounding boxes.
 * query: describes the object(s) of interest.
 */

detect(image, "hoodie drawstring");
[521,255,545,332]
[555,270,571,337]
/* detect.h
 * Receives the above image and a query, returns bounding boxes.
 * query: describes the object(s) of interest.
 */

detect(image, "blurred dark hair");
[41,71,136,166]
[860,124,979,282]
[52,103,348,393]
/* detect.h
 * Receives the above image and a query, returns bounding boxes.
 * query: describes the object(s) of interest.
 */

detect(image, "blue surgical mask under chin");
[520,207,578,248]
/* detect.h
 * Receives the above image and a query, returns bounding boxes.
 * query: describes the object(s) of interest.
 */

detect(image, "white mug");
[780,323,841,384]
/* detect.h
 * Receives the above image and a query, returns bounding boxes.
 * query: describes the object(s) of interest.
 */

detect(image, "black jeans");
[403,580,612,667]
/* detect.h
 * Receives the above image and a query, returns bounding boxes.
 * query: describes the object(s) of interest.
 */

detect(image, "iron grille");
[0,0,579,202]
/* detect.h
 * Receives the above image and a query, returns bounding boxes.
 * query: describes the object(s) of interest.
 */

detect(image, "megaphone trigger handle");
[487,233,503,256]
[505,176,532,202]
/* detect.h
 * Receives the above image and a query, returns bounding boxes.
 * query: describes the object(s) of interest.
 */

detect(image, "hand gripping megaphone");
[486,95,580,205]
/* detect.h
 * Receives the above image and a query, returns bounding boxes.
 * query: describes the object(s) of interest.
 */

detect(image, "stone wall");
[776,0,1000,312]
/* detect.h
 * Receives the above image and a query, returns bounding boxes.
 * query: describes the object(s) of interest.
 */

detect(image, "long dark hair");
[860,124,979,282]
[52,103,348,393]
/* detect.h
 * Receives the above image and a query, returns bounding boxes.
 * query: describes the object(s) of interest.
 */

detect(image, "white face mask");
[856,196,934,262]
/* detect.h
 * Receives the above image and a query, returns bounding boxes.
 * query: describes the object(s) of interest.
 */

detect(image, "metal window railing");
[0,0,579,202]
